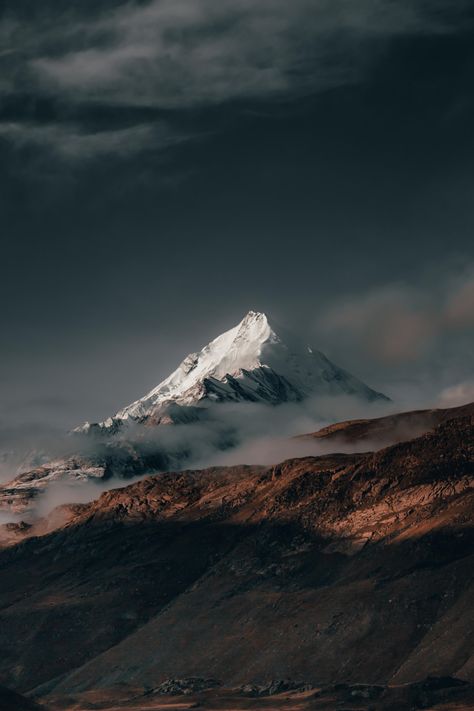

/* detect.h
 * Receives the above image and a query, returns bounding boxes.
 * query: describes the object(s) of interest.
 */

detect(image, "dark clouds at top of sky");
[1,0,474,430]
[1,0,472,157]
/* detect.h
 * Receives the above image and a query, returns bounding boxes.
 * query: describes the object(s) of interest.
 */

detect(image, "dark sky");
[1,0,474,429]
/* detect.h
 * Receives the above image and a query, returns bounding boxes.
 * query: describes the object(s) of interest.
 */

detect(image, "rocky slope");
[0,444,173,516]
[42,676,474,711]
[0,411,472,708]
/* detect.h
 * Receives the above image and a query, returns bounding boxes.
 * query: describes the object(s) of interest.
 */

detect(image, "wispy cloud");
[0,0,468,159]
[0,121,175,160]
[317,265,474,364]
[318,285,433,364]
[443,271,474,328]
[32,0,464,108]
[29,0,371,108]
[315,263,474,405]
[437,380,474,407]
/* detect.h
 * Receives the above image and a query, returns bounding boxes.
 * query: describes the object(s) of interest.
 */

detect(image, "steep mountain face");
[78,311,389,434]
[0,412,472,707]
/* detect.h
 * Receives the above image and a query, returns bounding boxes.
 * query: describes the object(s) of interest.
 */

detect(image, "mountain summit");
[81,311,388,432]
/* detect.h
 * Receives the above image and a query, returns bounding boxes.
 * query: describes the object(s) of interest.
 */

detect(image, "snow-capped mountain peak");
[78,310,388,432]
[115,311,278,419]
[157,310,278,388]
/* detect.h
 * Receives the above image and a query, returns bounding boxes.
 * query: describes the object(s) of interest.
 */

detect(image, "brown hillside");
[301,401,474,447]
[0,416,472,708]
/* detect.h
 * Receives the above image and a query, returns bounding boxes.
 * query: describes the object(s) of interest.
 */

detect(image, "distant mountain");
[77,310,388,434]
[0,311,389,514]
